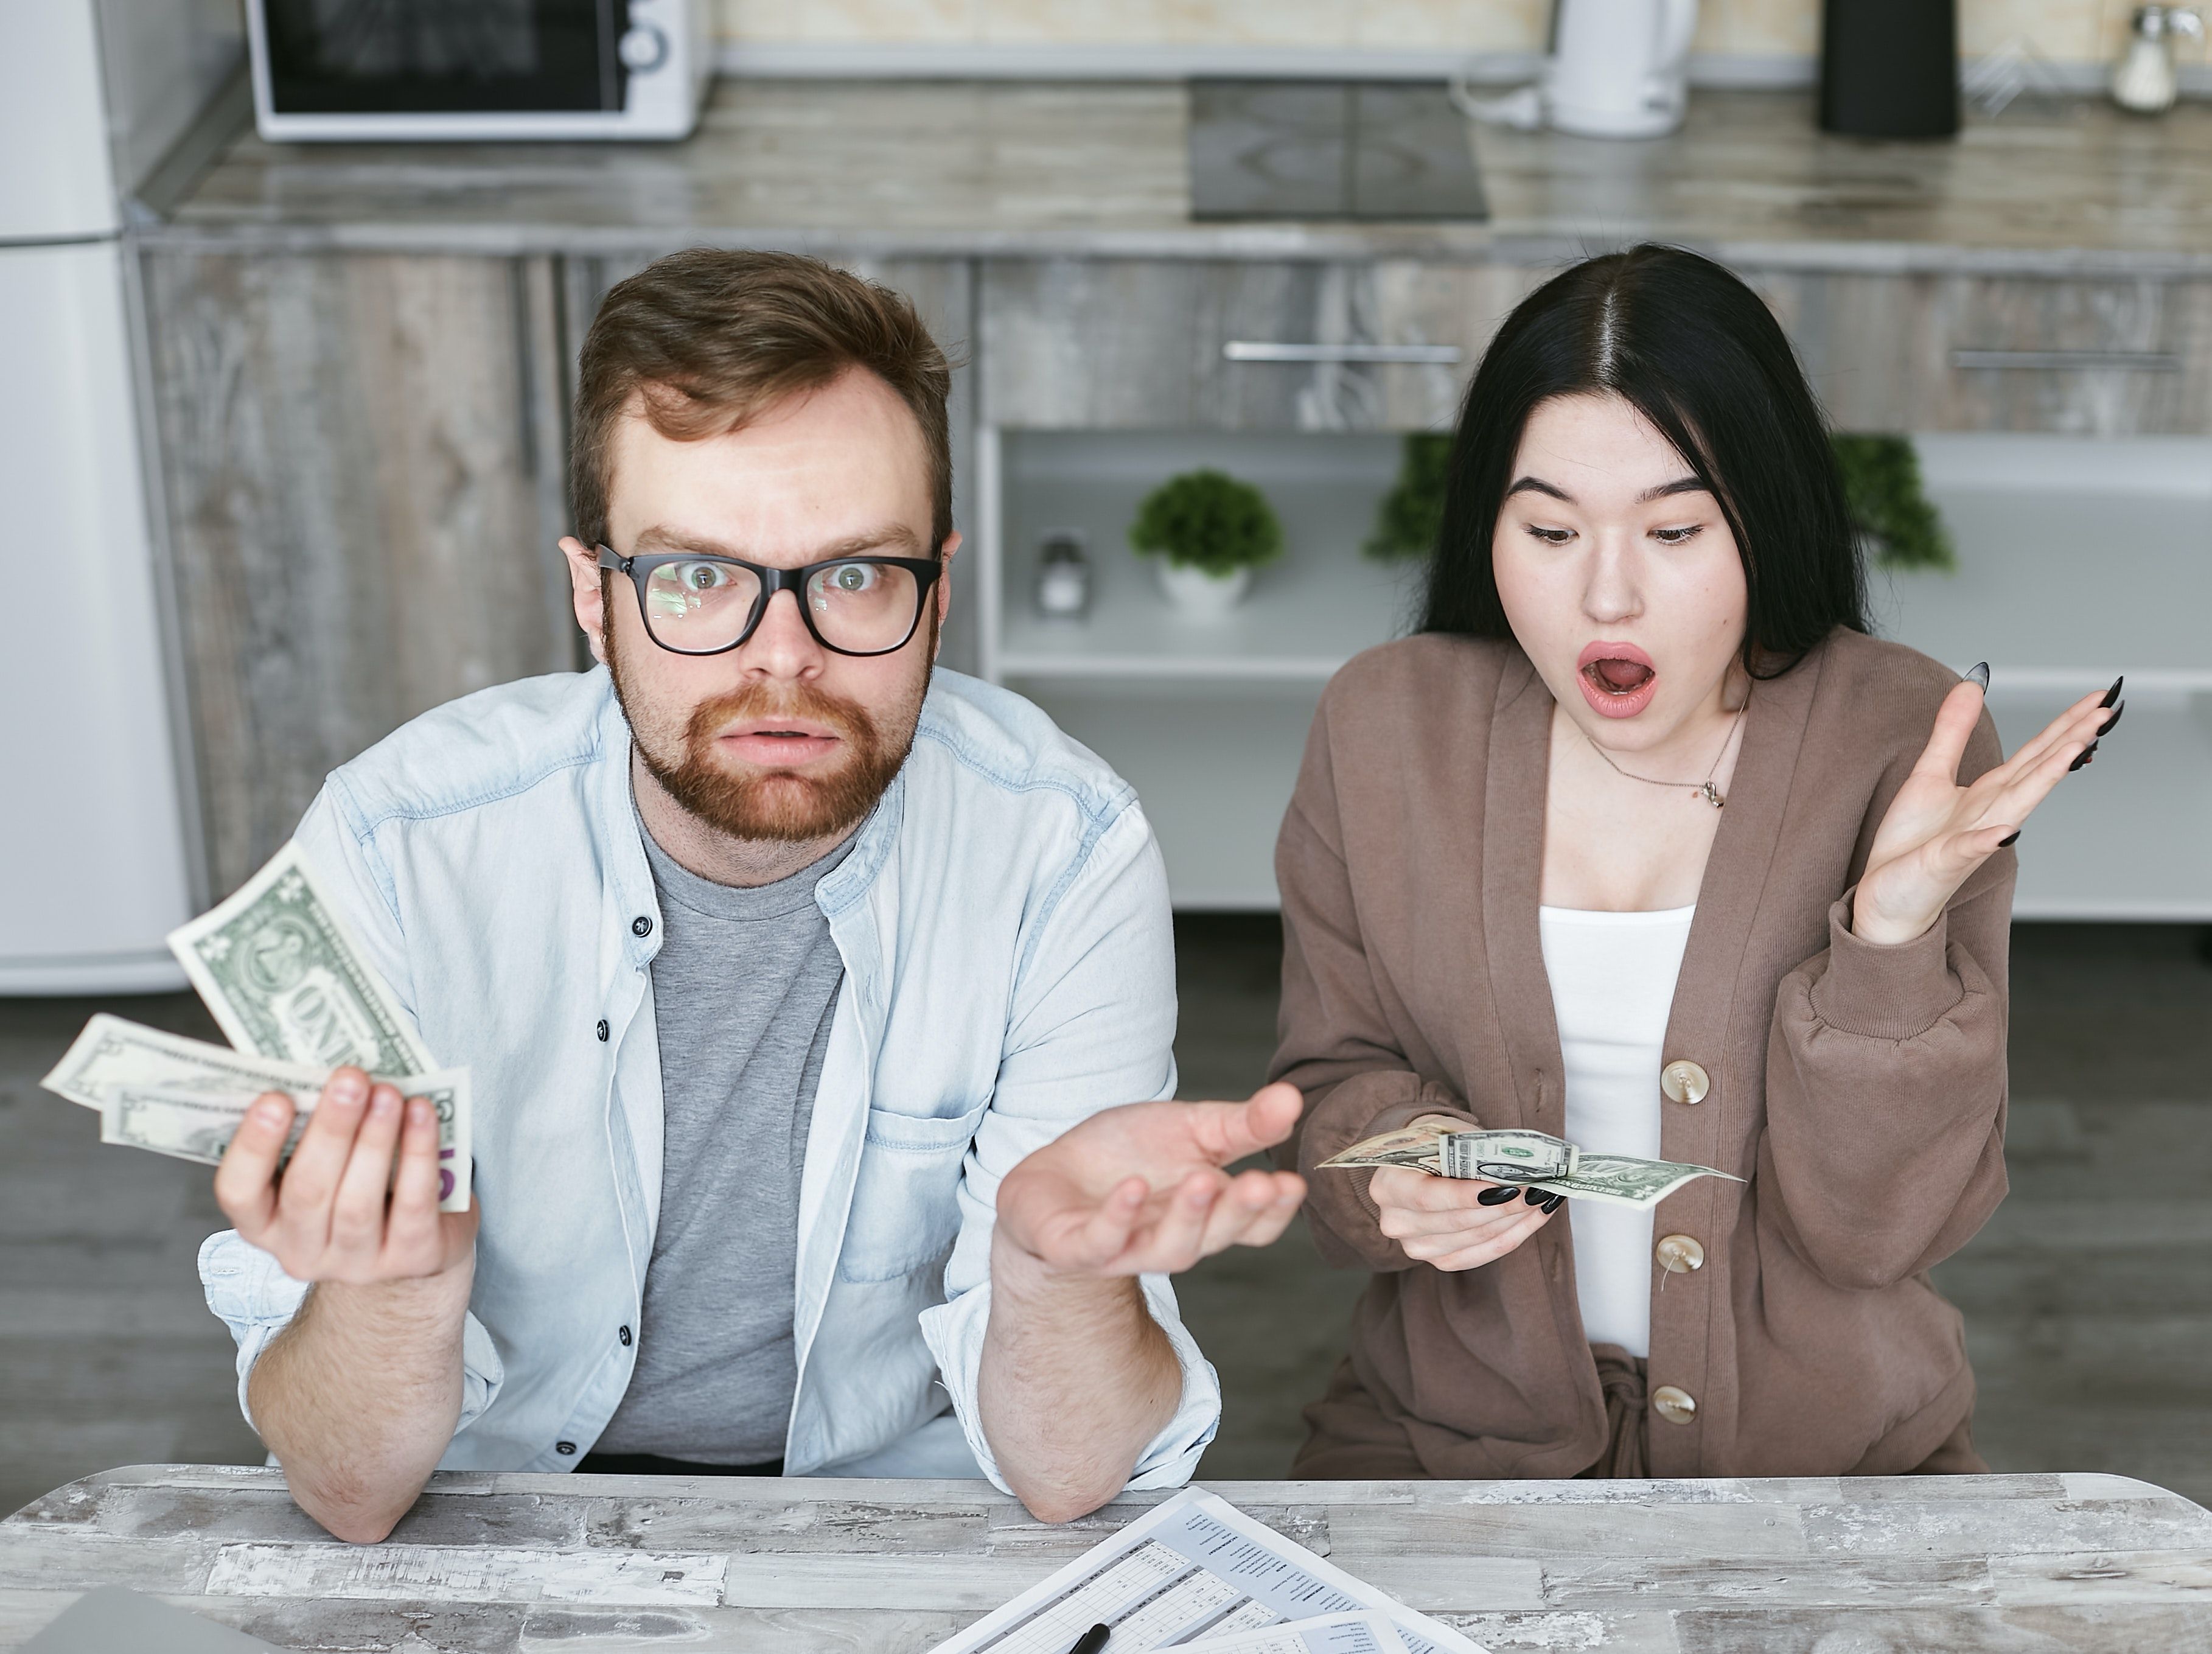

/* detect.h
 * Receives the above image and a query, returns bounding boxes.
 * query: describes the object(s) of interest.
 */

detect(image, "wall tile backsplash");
[717,0,2154,66]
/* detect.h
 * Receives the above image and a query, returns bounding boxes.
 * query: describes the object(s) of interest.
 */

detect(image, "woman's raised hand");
[1370,1164,1559,1271]
[1854,672,2121,947]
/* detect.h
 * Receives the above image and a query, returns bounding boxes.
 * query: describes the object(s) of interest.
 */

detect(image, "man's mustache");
[686,686,872,753]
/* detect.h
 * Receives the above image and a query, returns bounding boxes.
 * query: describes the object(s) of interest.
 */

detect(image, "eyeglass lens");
[642,560,924,654]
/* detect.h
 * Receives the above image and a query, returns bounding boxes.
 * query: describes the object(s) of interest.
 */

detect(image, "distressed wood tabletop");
[2,1465,2209,1652]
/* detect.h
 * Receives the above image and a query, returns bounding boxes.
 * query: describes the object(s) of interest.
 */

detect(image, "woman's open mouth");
[1575,642,1659,720]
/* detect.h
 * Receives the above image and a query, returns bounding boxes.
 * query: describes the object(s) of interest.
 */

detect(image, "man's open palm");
[996,1084,1307,1277]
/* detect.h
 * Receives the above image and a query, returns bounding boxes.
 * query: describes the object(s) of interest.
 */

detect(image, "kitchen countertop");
[5,1464,2212,1650]
[147,80,2212,274]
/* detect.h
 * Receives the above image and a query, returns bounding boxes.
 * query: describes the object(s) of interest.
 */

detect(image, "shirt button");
[556,1440,577,1455]
[1652,1385,1698,1426]
[1655,1234,1706,1275]
[595,1019,610,1042]
[1660,1059,1711,1105]
[618,1325,633,1346]
[632,916,653,938]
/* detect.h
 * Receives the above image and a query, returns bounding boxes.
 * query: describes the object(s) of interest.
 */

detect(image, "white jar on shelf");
[1033,529,1092,619]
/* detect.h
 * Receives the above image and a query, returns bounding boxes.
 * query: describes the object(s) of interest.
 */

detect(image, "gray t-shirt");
[594,824,853,1463]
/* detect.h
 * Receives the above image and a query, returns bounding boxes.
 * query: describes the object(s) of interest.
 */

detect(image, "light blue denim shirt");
[198,665,1218,1489]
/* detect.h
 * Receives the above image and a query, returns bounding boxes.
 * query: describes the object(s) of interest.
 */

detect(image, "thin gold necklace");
[1580,700,1746,809]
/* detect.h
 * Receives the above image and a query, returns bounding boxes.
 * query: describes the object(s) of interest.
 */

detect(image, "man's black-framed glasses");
[598,545,943,658]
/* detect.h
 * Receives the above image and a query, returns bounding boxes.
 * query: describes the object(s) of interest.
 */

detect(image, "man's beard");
[605,621,930,844]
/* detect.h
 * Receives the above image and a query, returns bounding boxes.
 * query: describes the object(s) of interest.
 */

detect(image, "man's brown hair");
[571,248,954,554]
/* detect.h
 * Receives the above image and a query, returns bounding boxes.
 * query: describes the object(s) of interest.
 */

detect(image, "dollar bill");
[166,840,435,1078]
[40,1014,473,1212]
[1439,1129,1577,1183]
[1321,1120,1739,1210]
[43,1013,329,1112]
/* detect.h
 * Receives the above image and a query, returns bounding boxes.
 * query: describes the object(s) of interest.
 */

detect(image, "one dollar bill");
[41,1014,472,1212]
[1321,1118,1739,1210]
[166,840,436,1078]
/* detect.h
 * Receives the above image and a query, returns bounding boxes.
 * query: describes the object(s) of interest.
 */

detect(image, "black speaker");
[1819,0,1959,139]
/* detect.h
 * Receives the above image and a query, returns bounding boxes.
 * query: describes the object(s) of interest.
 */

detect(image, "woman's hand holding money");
[1370,1164,1557,1271]
[214,1066,478,1286]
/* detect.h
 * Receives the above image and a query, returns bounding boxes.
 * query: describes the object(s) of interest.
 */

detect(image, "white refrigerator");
[0,0,196,991]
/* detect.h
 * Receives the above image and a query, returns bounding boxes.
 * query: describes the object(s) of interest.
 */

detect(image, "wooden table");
[4,1465,2210,1652]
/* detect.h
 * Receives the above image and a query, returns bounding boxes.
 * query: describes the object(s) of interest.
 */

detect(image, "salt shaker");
[1033,531,1092,619]
[2112,5,2203,114]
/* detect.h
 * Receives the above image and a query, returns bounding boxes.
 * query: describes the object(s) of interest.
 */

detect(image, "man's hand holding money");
[214,1066,480,1287]
[1368,1115,1560,1271]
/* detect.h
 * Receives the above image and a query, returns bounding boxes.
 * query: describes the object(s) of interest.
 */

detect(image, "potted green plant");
[1128,467,1284,616]
[1364,433,1453,563]
[1832,433,1956,572]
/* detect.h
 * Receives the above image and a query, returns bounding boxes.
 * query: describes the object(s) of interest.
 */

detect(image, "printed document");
[926,1487,1487,1654]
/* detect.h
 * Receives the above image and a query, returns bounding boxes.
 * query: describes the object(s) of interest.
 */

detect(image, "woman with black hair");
[1272,245,2120,1478]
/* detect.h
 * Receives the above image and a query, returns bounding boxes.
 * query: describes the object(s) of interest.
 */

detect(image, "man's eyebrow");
[1638,476,1711,504]
[1505,476,1574,503]
[626,523,927,559]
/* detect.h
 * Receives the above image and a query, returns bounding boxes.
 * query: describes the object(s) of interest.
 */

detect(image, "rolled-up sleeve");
[920,1272,1219,1492]
[198,1229,505,1438]
[918,794,1216,1493]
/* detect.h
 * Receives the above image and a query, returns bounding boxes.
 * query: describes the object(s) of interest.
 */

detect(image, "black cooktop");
[1188,79,1490,222]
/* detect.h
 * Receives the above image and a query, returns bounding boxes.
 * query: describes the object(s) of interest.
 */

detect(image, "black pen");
[1064,1624,1111,1654]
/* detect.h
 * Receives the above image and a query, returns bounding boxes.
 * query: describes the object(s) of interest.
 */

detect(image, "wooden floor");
[2,921,2207,1520]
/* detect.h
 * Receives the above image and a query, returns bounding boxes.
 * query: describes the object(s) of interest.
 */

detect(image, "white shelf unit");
[981,428,1422,909]
[980,427,2212,918]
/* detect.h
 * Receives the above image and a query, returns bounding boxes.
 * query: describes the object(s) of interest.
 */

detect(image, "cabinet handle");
[1223,341,1464,365]
[1950,348,2181,372]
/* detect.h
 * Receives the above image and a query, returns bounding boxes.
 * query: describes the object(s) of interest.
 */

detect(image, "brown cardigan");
[1270,628,2014,1479]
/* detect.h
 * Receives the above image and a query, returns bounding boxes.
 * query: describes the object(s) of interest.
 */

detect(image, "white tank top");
[1537,903,1696,1359]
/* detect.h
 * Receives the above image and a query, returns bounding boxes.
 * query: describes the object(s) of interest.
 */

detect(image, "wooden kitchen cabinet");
[138,251,573,897]
[979,257,1538,432]
[1751,270,2212,436]
[986,257,2212,439]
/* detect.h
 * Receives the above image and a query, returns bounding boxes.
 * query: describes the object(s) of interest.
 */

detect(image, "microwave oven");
[244,0,710,142]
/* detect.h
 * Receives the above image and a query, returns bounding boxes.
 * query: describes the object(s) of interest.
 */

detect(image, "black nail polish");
[1478,1185,1521,1206]
[1965,661,1990,691]
[1524,1186,1547,1206]
[1998,831,2021,848]
[1541,1193,1566,1213]
[2098,700,2125,737]
[2099,675,2124,709]
[2068,742,2098,773]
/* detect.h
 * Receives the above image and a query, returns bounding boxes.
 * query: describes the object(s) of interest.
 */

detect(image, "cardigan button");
[1655,1234,1706,1275]
[1660,1059,1710,1105]
[1652,1385,1698,1425]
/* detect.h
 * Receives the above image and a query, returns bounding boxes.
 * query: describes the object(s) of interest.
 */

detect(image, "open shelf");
[982,427,2212,917]
[1879,434,2212,695]
[1987,688,2212,920]
[993,430,1424,682]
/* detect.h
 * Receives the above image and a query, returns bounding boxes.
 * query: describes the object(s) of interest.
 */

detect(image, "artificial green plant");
[1128,468,1284,577]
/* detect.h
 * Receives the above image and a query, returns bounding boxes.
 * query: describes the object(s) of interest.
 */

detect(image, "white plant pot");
[1155,561,1252,616]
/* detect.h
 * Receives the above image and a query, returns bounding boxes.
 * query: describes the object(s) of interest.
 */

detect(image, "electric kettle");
[1546,0,1701,138]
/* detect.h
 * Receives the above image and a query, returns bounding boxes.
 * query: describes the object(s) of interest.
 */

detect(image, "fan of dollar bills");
[39,842,472,1212]
[1319,1118,1739,1210]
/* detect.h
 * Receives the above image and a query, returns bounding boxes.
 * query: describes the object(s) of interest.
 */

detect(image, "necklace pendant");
[1695,781,1725,809]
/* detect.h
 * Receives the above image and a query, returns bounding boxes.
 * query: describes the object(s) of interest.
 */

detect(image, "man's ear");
[931,531,961,661]
[561,536,609,665]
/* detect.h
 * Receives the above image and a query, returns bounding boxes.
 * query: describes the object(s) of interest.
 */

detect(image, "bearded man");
[198,249,1303,1543]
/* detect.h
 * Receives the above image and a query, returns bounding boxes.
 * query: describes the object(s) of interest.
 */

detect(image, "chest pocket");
[837,1099,991,1283]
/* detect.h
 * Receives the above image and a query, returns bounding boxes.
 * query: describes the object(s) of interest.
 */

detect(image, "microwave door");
[261,0,627,114]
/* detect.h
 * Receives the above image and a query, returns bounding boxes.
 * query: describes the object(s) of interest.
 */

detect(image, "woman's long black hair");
[1423,245,1866,677]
